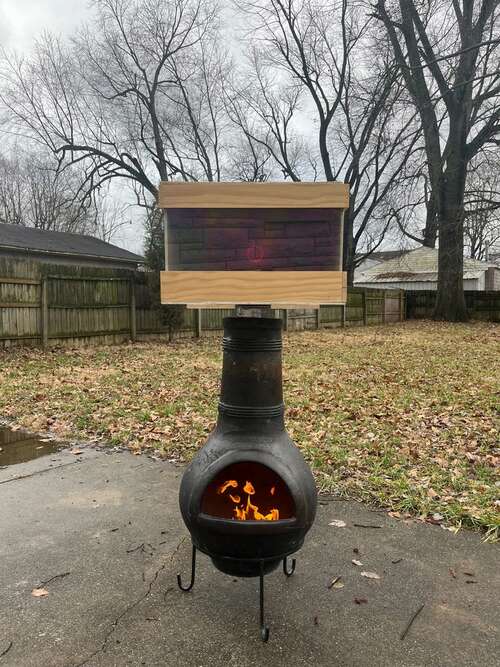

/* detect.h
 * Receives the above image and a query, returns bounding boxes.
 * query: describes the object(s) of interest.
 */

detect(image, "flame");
[218,479,279,521]
[243,481,255,495]
[218,480,238,494]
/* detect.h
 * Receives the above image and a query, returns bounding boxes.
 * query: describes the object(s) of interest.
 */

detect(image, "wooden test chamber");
[158,182,349,308]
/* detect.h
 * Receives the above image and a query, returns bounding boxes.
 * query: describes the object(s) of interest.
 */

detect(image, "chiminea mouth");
[200,461,295,521]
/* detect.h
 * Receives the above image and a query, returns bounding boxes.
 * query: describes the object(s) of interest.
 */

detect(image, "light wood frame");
[161,271,347,308]
[159,182,349,209]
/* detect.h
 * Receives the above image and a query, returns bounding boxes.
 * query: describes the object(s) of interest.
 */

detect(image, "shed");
[355,246,500,291]
[0,223,144,270]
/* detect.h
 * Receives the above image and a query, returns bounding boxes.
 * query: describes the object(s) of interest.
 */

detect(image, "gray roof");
[357,250,409,263]
[0,223,143,265]
[355,246,498,284]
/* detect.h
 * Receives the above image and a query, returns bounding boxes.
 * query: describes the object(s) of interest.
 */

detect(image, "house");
[355,249,409,276]
[0,223,144,270]
[355,246,500,291]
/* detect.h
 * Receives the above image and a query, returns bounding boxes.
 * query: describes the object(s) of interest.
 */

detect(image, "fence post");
[282,309,289,332]
[194,308,202,338]
[362,290,368,326]
[315,307,321,330]
[382,291,386,325]
[399,291,404,322]
[129,279,137,342]
[41,278,49,349]
[341,304,346,328]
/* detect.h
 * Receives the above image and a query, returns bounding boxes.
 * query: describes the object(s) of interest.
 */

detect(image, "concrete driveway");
[1,444,499,667]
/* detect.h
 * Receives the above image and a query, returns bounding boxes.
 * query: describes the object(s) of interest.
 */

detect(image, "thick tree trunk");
[433,160,468,321]
[423,192,438,248]
[434,216,468,321]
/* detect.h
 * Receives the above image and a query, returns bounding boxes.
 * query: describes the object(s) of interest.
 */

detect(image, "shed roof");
[0,223,143,265]
[356,250,409,264]
[355,246,497,284]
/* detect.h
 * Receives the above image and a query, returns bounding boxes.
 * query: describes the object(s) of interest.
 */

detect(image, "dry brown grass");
[1,320,498,535]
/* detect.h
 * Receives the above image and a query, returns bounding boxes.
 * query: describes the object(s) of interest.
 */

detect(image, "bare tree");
[0,147,134,242]
[374,0,500,320]
[464,158,500,259]
[234,0,421,282]
[0,152,95,232]
[0,0,230,210]
[86,192,133,243]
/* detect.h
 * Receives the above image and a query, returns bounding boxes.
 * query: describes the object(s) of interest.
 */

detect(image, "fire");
[218,480,238,494]
[218,479,280,521]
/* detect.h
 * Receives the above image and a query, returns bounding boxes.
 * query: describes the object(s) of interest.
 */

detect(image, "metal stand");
[259,560,270,642]
[176,543,297,641]
[177,543,196,592]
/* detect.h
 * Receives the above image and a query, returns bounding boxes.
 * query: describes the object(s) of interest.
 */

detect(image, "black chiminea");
[177,316,317,640]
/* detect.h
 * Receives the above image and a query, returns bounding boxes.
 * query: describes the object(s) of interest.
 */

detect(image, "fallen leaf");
[70,449,83,456]
[329,520,347,528]
[449,568,456,578]
[463,572,474,577]
[354,598,368,605]
[328,576,344,590]
[432,512,444,521]
[426,516,441,525]
[360,571,381,580]
[31,588,49,597]
[352,559,363,566]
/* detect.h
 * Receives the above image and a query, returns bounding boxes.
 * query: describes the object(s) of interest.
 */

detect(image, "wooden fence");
[0,257,405,348]
[406,290,500,322]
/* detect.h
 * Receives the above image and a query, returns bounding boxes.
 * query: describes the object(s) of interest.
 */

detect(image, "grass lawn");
[0,321,498,537]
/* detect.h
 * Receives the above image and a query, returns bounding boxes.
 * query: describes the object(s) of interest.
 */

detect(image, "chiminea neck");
[217,317,284,431]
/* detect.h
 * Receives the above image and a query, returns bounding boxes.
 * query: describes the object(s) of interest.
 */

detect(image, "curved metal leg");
[259,561,270,642]
[177,544,196,592]
[283,556,296,577]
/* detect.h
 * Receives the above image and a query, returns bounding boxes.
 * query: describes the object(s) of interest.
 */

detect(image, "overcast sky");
[0,0,92,50]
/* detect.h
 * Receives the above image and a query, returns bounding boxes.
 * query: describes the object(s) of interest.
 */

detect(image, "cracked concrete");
[0,447,499,667]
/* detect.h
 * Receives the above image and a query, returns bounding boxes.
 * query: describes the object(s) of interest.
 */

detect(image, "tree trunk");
[423,192,438,248]
[433,164,468,321]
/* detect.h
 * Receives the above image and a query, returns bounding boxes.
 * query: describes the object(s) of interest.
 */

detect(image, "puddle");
[0,426,62,467]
